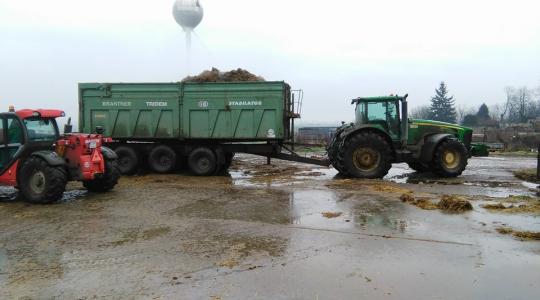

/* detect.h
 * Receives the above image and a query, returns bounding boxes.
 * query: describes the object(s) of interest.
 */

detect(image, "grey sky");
[1,0,539,126]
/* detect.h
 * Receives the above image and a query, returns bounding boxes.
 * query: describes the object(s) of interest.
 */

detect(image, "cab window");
[24,118,58,142]
[366,102,400,138]
[1,116,24,170]
[0,120,4,169]
[0,120,4,144]
[7,117,23,144]
[367,102,387,121]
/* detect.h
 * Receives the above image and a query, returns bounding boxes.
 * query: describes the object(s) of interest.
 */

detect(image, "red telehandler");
[0,107,120,203]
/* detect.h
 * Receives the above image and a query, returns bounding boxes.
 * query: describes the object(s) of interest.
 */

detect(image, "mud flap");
[31,150,66,167]
[420,134,454,163]
[101,146,118,160]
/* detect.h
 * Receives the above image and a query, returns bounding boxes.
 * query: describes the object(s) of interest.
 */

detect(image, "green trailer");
[79,81,316,175]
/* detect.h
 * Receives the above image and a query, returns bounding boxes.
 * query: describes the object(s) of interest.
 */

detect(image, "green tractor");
[327,95,475,178]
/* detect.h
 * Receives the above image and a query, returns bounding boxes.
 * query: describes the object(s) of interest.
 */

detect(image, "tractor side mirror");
[64,117,73,134]
[95,126,105,135]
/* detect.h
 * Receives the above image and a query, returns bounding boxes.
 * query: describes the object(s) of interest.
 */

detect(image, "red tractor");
[0,107,120,203]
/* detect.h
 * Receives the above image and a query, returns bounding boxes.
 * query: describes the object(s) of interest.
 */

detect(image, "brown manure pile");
[400,193,438,210]
[182,67,265,83]
[482,203,508,210]
[496,227,540,241]
[437,195,473,213]
[322,212,343,219]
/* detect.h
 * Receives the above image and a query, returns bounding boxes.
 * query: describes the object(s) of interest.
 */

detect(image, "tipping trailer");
[79,81,324,175]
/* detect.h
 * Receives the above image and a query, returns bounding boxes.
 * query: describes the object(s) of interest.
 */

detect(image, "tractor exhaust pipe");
[401,94,409,147]
[64,117,73,134]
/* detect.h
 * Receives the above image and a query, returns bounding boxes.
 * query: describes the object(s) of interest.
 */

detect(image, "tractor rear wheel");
[188,147,217,176]
[407,161,429,173]
[83,160,120,192]
[19,157,67,204]
[339,132,392,179]
[432,139,468,177]
[328,135,348,175]
[115,146,139,175]
[148,145,177,173]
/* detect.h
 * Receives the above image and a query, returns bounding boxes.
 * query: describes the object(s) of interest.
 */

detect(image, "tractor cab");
[351,95,409,147]
[0,109,63,174]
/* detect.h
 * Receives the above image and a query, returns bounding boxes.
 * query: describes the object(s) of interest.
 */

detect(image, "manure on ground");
[437,195,473,213]
[400,193,438,210]
[322,212,343,218]
[482,203,509,210]
[513,168,540,183]
[495,227,540,241]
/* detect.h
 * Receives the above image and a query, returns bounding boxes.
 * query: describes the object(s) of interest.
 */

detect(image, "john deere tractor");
[327,95,475,178]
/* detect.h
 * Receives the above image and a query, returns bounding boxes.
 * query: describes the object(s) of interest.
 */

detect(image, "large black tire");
[328,135,348,175]
[432,139,468,177]
[83,160,120,192]
[407,161,429,172]
[115,146,139,175]
[188,147,217,176]
[18,157,67,204]
[148,145,177,173]
[339,131,392,179]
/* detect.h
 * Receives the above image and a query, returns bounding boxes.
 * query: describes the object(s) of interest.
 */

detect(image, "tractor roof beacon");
[327,95,474,179]
[0,108,120,203]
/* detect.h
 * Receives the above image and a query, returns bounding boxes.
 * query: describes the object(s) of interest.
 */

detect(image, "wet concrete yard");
[1,155,540,299]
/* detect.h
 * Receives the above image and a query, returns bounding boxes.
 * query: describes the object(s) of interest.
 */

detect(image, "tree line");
[410,82,540,127]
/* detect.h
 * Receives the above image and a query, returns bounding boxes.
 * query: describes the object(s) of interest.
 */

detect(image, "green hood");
[411,119,472,131]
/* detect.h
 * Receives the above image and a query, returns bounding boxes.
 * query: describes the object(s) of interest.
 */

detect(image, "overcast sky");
[1,0,539,126]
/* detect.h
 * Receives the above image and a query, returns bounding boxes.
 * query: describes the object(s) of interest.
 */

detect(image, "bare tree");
[410,105,431,119]
[489,103,503,122]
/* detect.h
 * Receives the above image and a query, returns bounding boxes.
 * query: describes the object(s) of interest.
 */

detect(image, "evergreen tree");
[476,103,490,120]
[429,82,457,123]
[462,114,478,126]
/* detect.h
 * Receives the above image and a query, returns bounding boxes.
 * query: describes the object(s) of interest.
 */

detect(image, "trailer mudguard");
[420,133,454,162]
[101,146,118,160]
[31,150,66,166]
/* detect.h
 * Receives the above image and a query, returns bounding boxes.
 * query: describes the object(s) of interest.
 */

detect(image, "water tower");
[172,0,204,62]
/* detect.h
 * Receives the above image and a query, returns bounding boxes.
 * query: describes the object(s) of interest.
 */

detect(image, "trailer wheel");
[148,145,177,173]
[115,146,139,175]
[432,139,468,177]
[19,157,67,204]
[340,131,392,179]
[188,147,217,176]
[83,159,120,192]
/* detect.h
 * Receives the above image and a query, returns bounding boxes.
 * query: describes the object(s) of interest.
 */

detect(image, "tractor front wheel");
[340,132,392,179]
[83,160,120,192]
[432,139,468,177]
[19,157,68,204]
